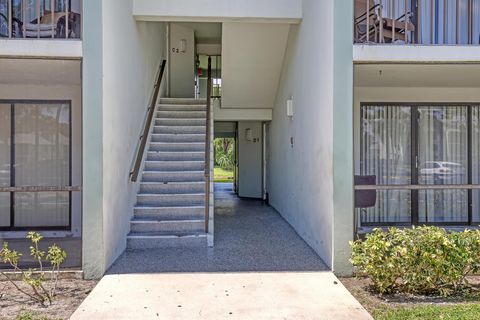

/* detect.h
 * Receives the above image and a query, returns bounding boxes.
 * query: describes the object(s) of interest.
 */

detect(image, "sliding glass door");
[0,100,71,230]
[359,103,479,226]
[360,106,412,224]
[417,106,469,223]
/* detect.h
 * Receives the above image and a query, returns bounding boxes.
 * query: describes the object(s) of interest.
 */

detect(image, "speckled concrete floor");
[107,183,328,274]
[72,184,372,320]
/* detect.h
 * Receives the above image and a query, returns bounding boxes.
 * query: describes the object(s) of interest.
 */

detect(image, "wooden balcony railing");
[0,0,81,39]
[354,0,480,45]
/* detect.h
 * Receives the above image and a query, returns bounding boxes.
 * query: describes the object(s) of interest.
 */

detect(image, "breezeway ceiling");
[221,22,290,109]
[355,64,480,88]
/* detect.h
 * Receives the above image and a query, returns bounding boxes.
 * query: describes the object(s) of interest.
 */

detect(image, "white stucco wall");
[268,0,335,268]
[238,121,263,198]
[101,0,167,272]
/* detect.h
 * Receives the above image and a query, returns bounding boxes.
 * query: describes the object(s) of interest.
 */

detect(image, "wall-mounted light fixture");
[286,96,294,118]
[245,128,253,142]
[180,39,187,53]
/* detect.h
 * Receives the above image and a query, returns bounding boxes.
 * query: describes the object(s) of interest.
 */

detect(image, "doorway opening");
[214,137,236,184]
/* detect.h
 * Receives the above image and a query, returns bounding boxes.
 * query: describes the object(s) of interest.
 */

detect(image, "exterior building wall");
[332,0,354,276]
[82,0,167,278]
[82,0,104,279]
[101,0,167,274]
[268,0,336,270]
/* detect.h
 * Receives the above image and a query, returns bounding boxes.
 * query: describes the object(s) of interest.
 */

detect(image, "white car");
[419,161,466,182]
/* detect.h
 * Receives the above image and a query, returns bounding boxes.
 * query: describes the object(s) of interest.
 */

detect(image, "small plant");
[350,226,480,296]
[0,232,67,306]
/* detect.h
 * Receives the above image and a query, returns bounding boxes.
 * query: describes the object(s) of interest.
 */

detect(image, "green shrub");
[0,232,67,306]
[350,226,480,296]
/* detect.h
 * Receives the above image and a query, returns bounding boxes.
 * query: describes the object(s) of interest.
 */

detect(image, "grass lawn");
[340,277,480,320]
[374,304,480,320]
[214,167,234,182]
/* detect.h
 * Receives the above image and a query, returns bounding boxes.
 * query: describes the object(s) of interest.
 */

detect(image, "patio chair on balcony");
[354,3,415,44]
[19,10,80,39]
[379,12,415,43]
[23,21,56,38]
[354,3,380,43]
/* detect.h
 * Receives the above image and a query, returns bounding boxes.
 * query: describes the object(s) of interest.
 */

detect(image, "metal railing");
[0,0,81,39]
[354,0,480,45]
[204,56,212,233]
[130,60,167,182]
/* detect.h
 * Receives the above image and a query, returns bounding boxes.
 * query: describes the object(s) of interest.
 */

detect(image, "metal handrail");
[130,59,167,182]
[204,57,212,233]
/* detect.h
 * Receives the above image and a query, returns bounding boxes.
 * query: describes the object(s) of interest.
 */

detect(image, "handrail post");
[205,56,212,233]
[379,0,384,43]
[366,0,370,42]
[392,0,395,43]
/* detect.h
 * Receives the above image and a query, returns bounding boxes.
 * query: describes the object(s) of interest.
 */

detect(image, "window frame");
[0,99,72,231]
[358,102,480,227]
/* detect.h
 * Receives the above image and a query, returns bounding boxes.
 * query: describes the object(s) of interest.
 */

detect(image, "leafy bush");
[350,226,480,296]
[0,232,67,306]
[214,138,235,170]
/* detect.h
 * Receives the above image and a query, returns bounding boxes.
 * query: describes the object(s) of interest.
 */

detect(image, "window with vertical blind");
[358,103,480,226]
[0,100,71,230]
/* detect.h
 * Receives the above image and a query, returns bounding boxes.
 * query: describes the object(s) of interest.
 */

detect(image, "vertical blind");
[377,0,480,44]
[360,106,412,223]
[359,104,478,225]
[0,101,70,230]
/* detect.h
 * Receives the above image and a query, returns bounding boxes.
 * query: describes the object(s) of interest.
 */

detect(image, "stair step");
[155,118,205,126]
[156,110,206,119]
[151,134,205,143]
[149,142,205,152]
[147,151,205,161]
[140,182,204,194]
[144,161,205,172]
[127,232,207,249]
[159,98,207,105]
[134,206,204,220]
[142,171,205,183]
[136,193,205,206]
[130,219,204,233]
[153,126,206,134]
[157,104,206,112]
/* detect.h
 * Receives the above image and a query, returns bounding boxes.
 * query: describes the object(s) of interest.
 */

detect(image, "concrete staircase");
[127,98,208,249]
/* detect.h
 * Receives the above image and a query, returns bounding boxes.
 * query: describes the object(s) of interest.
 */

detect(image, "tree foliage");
[214,138,235,170]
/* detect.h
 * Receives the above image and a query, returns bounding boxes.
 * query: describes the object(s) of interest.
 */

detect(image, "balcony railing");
[0,0,81,39]
[354,0,480,45]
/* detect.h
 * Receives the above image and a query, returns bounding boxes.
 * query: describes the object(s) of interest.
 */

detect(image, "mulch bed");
[339,276,480,316]
[0,279,97,320]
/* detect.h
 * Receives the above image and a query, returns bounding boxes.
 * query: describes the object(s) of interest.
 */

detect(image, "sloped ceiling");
[221,22,290,109]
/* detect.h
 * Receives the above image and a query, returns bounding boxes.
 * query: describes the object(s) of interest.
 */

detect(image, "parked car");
[419,161,466,183]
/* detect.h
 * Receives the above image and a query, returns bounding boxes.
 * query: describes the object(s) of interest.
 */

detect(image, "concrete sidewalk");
[71,271,372,320]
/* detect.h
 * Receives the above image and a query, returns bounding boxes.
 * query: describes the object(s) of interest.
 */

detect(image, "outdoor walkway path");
[71,183,371,319]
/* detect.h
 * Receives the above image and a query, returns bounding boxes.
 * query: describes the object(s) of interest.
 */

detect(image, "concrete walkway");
[71,183,371,319]
[71,272,371,320]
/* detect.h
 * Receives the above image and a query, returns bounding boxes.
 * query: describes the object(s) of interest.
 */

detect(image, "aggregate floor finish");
[71,183,372,319]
